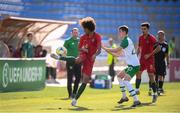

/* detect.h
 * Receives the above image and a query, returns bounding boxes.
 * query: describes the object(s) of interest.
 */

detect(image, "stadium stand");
[0,0,179,56]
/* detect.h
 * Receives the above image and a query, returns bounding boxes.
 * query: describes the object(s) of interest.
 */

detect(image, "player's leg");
[148,72,158,103]
[66,62,74,98]
[162,76,165,93]
[158,62,166,95]
[124,75,141,107]
[72,64,81,98]
[158,75,164,95]
[118,66,141,107]
[148,71,159,96]
[117,72,129,104]
[135,62,145,94]
[75,73,89,99]
[124,66,141,107]
[71,73,90,106]
[50,53,76,64]
[148,80,152,96]
[135,70,143,95]
[71,61,93,106]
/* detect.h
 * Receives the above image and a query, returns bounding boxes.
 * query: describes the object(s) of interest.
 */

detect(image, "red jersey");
[139,34,157,62]
[79,32,101,58]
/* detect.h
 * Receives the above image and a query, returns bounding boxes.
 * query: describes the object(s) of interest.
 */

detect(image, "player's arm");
[102,45,121,53]
[145,39,161,59]
[145,45,161,60]
[136,37,141,56]
[92,36,102,61]
[150,44,161,56]
[137,41,141,56]
[102,45,122,57]
[137,46,141,56]
[165,53,170,68]
[95,43,101,56]
[165,45,170,68]
[106,49,122,57]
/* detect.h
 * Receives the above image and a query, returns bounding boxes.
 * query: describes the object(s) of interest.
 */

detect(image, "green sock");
[75,83,87,100]
[60,56,76,64]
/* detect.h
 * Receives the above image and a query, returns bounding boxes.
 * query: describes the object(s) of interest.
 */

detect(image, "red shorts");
[140,60,155,73]
[79,53,94,76]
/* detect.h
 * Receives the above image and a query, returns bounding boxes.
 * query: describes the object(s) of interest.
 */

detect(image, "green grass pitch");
[0,82,180,113]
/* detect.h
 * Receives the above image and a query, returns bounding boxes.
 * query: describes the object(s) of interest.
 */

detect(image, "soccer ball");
[56,46,67,56]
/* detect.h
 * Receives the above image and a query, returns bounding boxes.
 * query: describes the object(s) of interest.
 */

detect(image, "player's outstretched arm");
[108,51,122,57]
[102,45,121,53]
[145,45,161,60]
[102,45,122,57]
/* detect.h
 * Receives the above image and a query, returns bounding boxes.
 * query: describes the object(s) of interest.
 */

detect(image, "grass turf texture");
[0,82,180,113]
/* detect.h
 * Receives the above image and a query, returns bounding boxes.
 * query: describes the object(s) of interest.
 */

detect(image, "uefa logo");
[2,63,9,88]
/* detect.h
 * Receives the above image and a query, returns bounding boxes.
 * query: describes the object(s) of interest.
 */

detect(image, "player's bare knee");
[124,74,131,81]
[117,71,126,79]
[159,76,163,81]
[149,76,155,83]
[75,57,82,64]
[82,74,90,83]
[136,71,142,79]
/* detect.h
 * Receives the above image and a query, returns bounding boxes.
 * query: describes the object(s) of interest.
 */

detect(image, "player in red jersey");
[135,22,160,103]
[51,17,101,106]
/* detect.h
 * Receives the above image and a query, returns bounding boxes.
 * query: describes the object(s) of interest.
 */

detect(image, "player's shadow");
[112,105,135,111]
[69,106,93,111]
[54,97,70,100]
[112,102,153,111]
[141,102,155,107]
[41,107,62,110]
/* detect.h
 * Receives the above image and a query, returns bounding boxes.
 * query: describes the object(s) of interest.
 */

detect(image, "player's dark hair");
[79,17,96,32]
[119,25,129,34]
[27,33,33,37]
[141,22,150,29]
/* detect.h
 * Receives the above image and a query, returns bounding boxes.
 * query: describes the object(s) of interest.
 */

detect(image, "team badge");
[162,47,166,52]
[85,44,88,48]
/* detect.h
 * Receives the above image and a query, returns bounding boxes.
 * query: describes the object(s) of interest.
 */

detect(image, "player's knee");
[124,75,131,81]
[75,57,82,64]
[117,76,122,81]
[117,72,125,79]
[159,76,163,81]
[82,74,90,83]
[136,71,142,79]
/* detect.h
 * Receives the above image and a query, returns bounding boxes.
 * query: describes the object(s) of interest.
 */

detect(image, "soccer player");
[102,25,141,107]
[155,30,169,95]
[135,22,160,103]
[63,28,81,99]
[51,17,101,106]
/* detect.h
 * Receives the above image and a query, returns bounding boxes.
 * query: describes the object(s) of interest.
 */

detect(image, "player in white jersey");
[102,25,141,107]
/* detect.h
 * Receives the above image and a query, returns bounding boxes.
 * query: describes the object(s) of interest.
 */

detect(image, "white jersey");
[120,36,140,66]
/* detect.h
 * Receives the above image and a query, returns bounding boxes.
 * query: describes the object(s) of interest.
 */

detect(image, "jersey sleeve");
[120,38,128,49]
[153,42,159,49]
